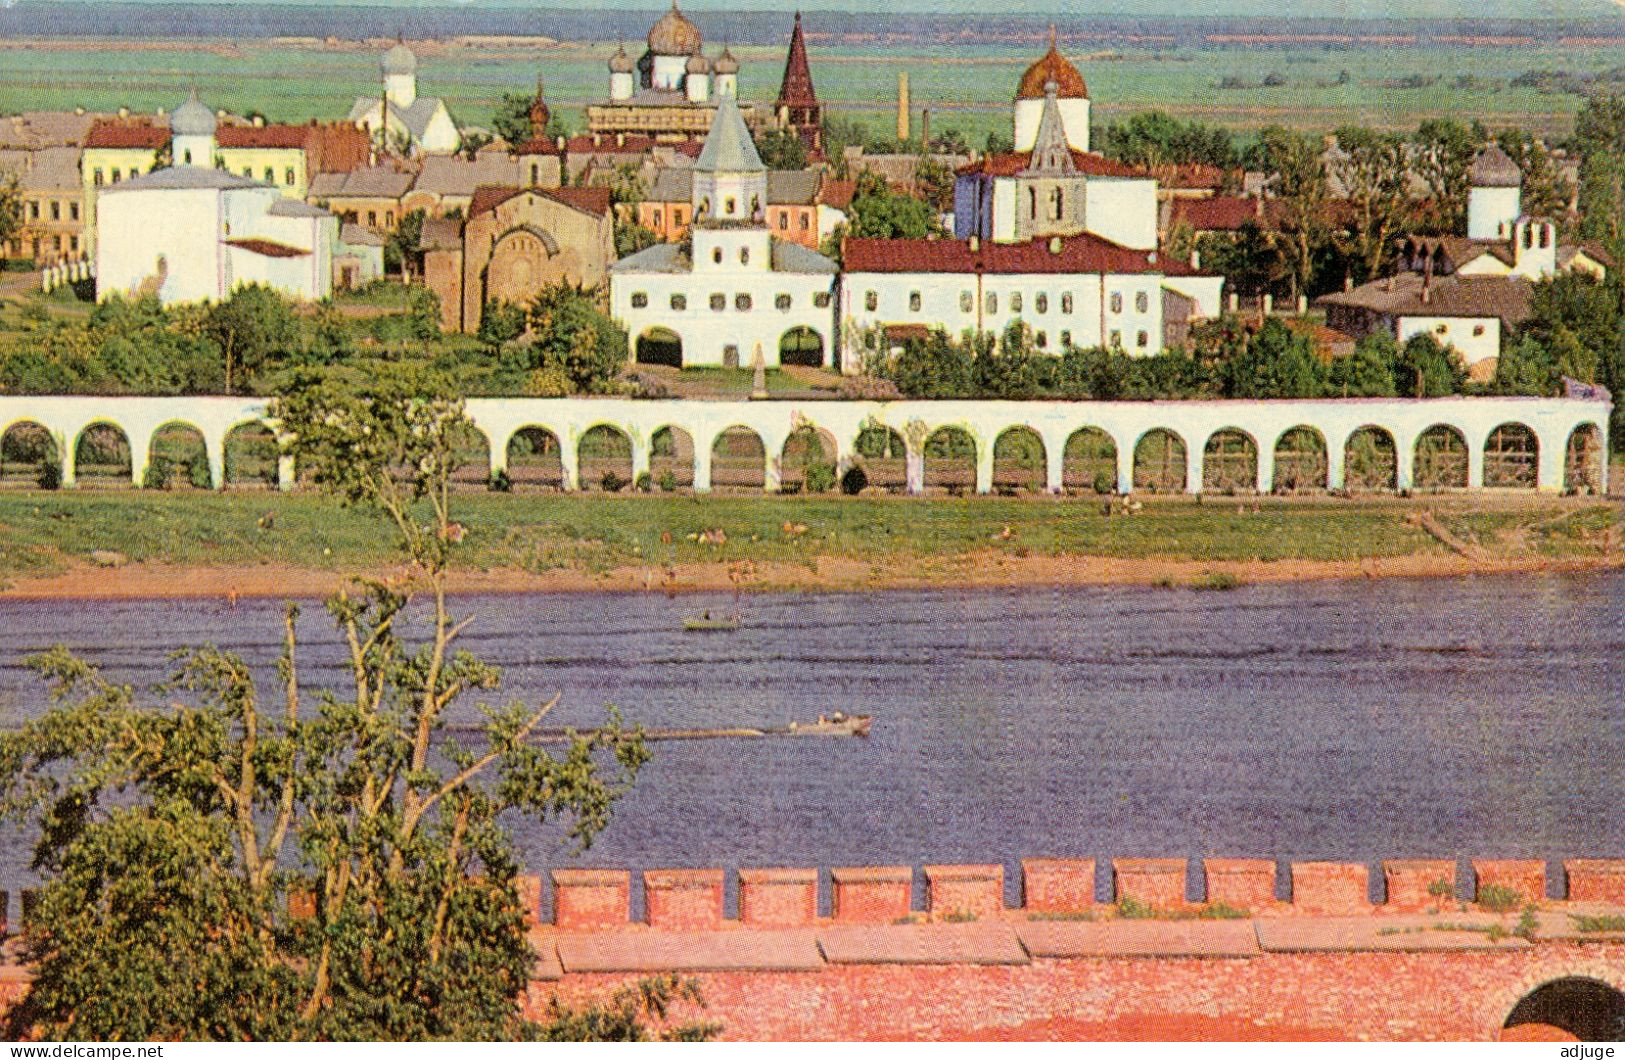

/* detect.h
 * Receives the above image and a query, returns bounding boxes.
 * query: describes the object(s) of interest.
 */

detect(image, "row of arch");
[0,418,1606,496]
[634,326,825,369]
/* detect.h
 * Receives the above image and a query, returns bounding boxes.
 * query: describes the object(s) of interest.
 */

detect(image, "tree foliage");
[496,284,627,393]
[1099,110,1239,170]
[754,127,807,171]
[0,364,712,1041]
[204,283,299,393]
[847,171,939,239]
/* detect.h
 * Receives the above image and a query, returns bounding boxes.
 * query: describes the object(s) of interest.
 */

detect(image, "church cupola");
[528,74,551,137]
[383,37,418,109]
[713,46,739,99]
[1014,26,1089,153]
[685,51,712,103]
[608,44,635,102]
[170,87,217,168]
[645,0,703,92]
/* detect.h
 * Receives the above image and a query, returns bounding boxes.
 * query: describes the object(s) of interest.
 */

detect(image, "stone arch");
[993,426,1046,494]
[650,425,694,491]
[577,424,633,492]
[1564,423,1605,495]
[1413,424,1469,490]
[224,421,279,489]
[1483,422,1538,489]
[450,423,493,489]
[1343,425,1397,492]
[854,423,907,494]
[1,420,59,488]
[922,425,976,493]
[636,326,683,368]
[74,421,132,488]
[1132,428,1187,494]
[779,326,824,368]
[505,426,564,490]
[1062,427,1118,494]
[710,426,767,492]
[1271,426,1327,493]
[780,424,837,493]
[1501,977,1625,1042]
[1202,427,1258,493]
[148,420,210,490]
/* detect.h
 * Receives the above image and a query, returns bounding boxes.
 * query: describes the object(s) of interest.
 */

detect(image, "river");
[1,573,1621,908]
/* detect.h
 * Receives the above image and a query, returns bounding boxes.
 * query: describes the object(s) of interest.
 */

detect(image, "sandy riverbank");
[2,550,1619,601]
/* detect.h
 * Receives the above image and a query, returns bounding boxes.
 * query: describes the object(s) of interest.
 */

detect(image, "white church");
[347,39,461,156]
[96,91,338,306]
[609,91,838,369]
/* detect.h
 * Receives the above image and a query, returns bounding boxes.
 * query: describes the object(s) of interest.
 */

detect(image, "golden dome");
[648,1,702,56]
[1016,27,1088,101]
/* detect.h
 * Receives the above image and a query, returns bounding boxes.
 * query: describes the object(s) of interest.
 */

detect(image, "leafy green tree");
[615,222,660,259]
[1328,126,1408,284]
[1194,222,1283,298]
[1222,317,1326,398]
[1411,118,1477,234]
[1492,335,1559,395]
[881,329,974,397]
[1496,130,1570,234]
[491,92,536,147]
[1099,110,1239,169]
[1328,333,1399,397]
[501,285,626,392]
[912,155,955,212]
[205,284,299,393]
[755,127,807,170]
[1574,94,1625,255]
[1253,126,1331,302]
[1394,332,1466,397]
[478,299,529,347]
[386,209,427,279]
[0,171,23,252]
[0,365,705,1041]
[848,171,939,239]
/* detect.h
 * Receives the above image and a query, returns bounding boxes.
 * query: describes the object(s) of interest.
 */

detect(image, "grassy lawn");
[0,490,1616,588]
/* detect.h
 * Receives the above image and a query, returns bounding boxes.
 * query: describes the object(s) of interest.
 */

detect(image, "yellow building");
[80,120,169,255]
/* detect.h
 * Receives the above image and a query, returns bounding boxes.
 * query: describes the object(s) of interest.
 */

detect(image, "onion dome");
[383,38,417,76]
[608,43,634,73]
[170,88,216,137]
[686,52,711,75]
[648,0,702,57]
[1469,144,1522,188]
[713,46,739,75]
[1015,25,1088,101]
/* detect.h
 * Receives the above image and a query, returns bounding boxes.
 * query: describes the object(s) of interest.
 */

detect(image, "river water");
[1,573,1621,907]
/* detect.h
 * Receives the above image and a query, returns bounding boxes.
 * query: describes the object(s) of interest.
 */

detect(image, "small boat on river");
[683,612,741,632]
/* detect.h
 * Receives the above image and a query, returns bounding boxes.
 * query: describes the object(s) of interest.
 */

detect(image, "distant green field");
[0,37,1608,141]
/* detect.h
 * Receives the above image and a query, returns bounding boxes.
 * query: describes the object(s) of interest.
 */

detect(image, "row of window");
[630,290,833,312]
[861,289,1152,316]
[865,326,1153,351]
[26,200,80,223]
[9,233,81,256]
[1434,322,1489,338]
[91,162,297,187]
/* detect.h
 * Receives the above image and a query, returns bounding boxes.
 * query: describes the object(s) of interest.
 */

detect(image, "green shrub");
[600,470,626,493]
[37,458,60,490]
[1092,469,1116,495]
[142,459,171,491]
[840,465,868,496]
[1116,895,1156,920]
[488,469,512,492]
[187,458,213,491]
[805,461,836,494]
[1570,913,1625,933]
[635,471,652,492]
[657,469,678,492]
[1475,883,1523,913]
[1427,877,1455,899]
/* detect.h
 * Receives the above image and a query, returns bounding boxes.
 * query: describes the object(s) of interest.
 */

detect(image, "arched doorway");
[993,427,1046,494]
[780,425,836,493]
[922,426,976,494]
[224,422,279,489]
[450,424,492,490]
[779,326,824,368]
[1063,428,1118,495]
[147,422,210,490]
[1,421,59,489]
[636,327,683,368]
[506,427,564,490]
[578,425,633,492]
[1271,426,1327,493]
[1133,429,1186,494]
[74,422,132,488]
[1202,428,1258,493]
[1343,426,1397,492]
[1565,424,1604,495]
[1484,422,1538,489]
[854,424,907,494]
[711,427,766,491]
[651,426,694,491]
[1502,977,1625,1042]
[1413,425,1469,490]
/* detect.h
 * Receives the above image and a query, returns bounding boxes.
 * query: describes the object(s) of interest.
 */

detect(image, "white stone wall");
[1467,185,1520,241]
[1084,178,1158,251]
[97,186,224,304]
[651,55,687,91]
[2,394,1605,495]
[1398,314,1501,366]
[1162,274,1226,320]
[611,268,835,368]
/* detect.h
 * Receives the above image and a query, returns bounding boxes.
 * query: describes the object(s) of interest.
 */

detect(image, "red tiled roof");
[513,136,560,156]
[468,184,612,220]
[565,133,663,155]
[818,178,856,210]
[224,237,308,258]
[1152,163,1227,189]
[84,121,168,150]
[958,150,1146,179]
[844,233,1192,276]
[215,124,310,149]
[1168,195,1276,232]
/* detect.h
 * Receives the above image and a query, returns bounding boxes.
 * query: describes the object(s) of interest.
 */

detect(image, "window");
[1110,329,1122,348]
[986,292,998,314]
[735,293,752,311]
[69,235,78,252]
[813,291,831,308]
[1010,292,1023,313]
[1060,329,1071,347]
[631,292,648,308]
[670,293,687,310]
[70,203,79,221]
[1135,291,1149,313]
[1035,293,1048,314]
[865,290,878,312]
[725,197,736,214]
[909,291,921,312]
[710,293,726,311]
[530,164,540,186]
[799,214,809,231]
[1028,187,1037,219]
[651,209,662,226]
[183,150,193,165]
[386,211,395,226]
[1035,331,1048,348]
[713,247,723,264]
[739,247,749,265]
[285,168,295,185]
[112,169,122,183]
[1136,330,1149,348]
[367,211,377,226]
[1472,324,1486,337]
[1061,293,1073,315]
[778,213,789,230]
[264,168,274,183]
[1436,324,1447,335]
[49,200,60,221]
[27,202,38,220]
[776,293,792,311]
[1110,293,1123,314]
[960,290,973,313]
[242,167,252,177]
[92,168,103,186]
